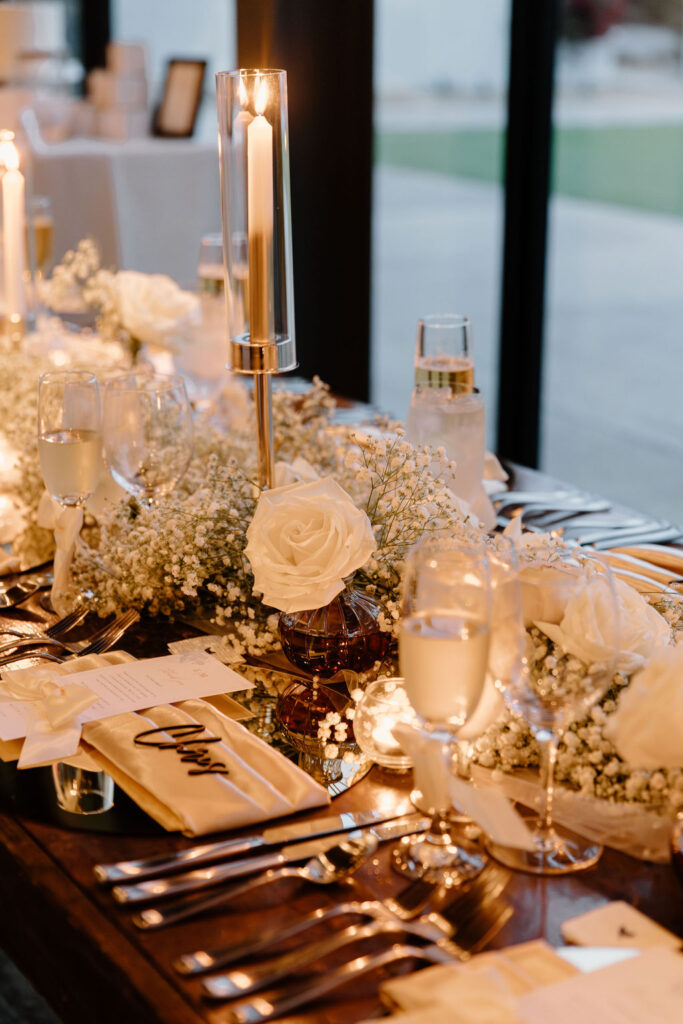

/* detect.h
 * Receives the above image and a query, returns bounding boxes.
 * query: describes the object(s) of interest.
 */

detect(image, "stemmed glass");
[486,551,619,874]
[102,373,193,505]
[393,537,492,884]
[38,370,114,815]
[38,370,102,512]
[414,313,474,391]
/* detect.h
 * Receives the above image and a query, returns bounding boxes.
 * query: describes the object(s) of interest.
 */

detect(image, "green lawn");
[376,125,683,218]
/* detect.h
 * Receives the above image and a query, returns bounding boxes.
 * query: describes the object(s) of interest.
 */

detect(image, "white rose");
[245,477,376,612]
[537,576,671,674]
[519,563,582,627]
[604,645,683,768]
[273,458,320,488]
[116,271,199,350]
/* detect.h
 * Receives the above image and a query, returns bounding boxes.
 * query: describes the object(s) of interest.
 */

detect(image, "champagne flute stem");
[537,729,560,834]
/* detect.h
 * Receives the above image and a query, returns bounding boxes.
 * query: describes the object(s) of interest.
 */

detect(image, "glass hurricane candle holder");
[216,68,297,489]
[353,678,418,771]
[278,584,390,678]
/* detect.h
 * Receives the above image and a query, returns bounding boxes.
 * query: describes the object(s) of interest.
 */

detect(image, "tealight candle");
[354,678,419,771]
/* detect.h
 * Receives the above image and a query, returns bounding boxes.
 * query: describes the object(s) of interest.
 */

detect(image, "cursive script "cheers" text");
[134,723,230,776]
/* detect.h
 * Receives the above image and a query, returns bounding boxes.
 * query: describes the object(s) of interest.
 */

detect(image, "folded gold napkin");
[82,698,330,835]
[380,941,578,1021]
[1,651,330,834]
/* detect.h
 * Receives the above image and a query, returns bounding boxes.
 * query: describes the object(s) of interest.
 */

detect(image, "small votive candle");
[354,677,418,771]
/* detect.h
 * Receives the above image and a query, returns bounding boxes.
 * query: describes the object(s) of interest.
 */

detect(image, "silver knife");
[111,813,427,905]
[94,806,413,885]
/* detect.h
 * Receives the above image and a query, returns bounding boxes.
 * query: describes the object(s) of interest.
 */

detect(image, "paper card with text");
[561,901,682,952]
[0,652,254,741]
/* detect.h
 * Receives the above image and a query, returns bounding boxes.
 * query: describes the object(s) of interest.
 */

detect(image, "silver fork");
[214,895,512,1021]
[0,607,90,651]
[0,609,140,666]
[201,866,510,1000]
[175,876,445,976]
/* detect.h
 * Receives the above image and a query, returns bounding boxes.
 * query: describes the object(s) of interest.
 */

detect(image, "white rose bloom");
[519,563,582,627]
[537,576,671,674]
[273,458,320,488]
[245,477,376,612]
[116,271,199,350]
[605,645,683,768]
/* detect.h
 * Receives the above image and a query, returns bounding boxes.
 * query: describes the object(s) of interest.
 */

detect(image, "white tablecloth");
[28,132,221,284]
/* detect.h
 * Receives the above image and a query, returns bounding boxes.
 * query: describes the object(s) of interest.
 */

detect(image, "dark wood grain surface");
[0,461,681,1023]
[1,749,681,1024]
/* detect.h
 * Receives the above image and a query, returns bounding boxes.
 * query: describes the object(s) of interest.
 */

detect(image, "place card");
[519,948,683,1024]
[0,652,254,741]
[167,634,238,664]
[561,901,682,952]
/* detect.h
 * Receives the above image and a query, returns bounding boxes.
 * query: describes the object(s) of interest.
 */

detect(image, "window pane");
[543,1,683,520]
[372,0,511,445]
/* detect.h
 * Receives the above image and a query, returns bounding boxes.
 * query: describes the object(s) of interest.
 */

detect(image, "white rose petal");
[273,458,320,487]
[537,576,671,674]
[245,477,376,612]
[605,645,683,768]
[116,271,199,350]
[519,563,582,627]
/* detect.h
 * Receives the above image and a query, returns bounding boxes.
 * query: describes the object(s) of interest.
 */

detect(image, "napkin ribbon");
[51,506,84,616]
[0,667,98,768]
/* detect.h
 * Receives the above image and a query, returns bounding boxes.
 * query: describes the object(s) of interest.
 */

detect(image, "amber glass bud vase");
[278,583,390,677]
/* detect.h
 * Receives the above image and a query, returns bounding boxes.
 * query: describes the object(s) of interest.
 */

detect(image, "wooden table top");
[0,461,681,1024]
[0,710,681,1024]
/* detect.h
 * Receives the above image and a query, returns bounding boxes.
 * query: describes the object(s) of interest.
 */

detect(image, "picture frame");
[153,58,207,138]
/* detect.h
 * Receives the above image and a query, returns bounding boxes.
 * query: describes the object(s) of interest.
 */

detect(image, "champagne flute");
[414,313,474,391]
[38,370,101,510]
[486,551,619,874]
[394,537,492,884]
[28,195,55,281]
[38,371,113,816]
[102,372,193,505]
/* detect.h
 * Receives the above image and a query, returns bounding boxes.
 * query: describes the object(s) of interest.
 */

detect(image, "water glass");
[52,762,114,815]
[406,383,485,506]
[103,372,193,504]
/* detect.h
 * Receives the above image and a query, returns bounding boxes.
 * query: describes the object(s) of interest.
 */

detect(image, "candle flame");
[0,134,19,171]
[238,75,248,107]
[255,75,268,116]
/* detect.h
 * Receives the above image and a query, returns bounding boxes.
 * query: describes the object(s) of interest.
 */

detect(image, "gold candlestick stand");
[229,333,297,490]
